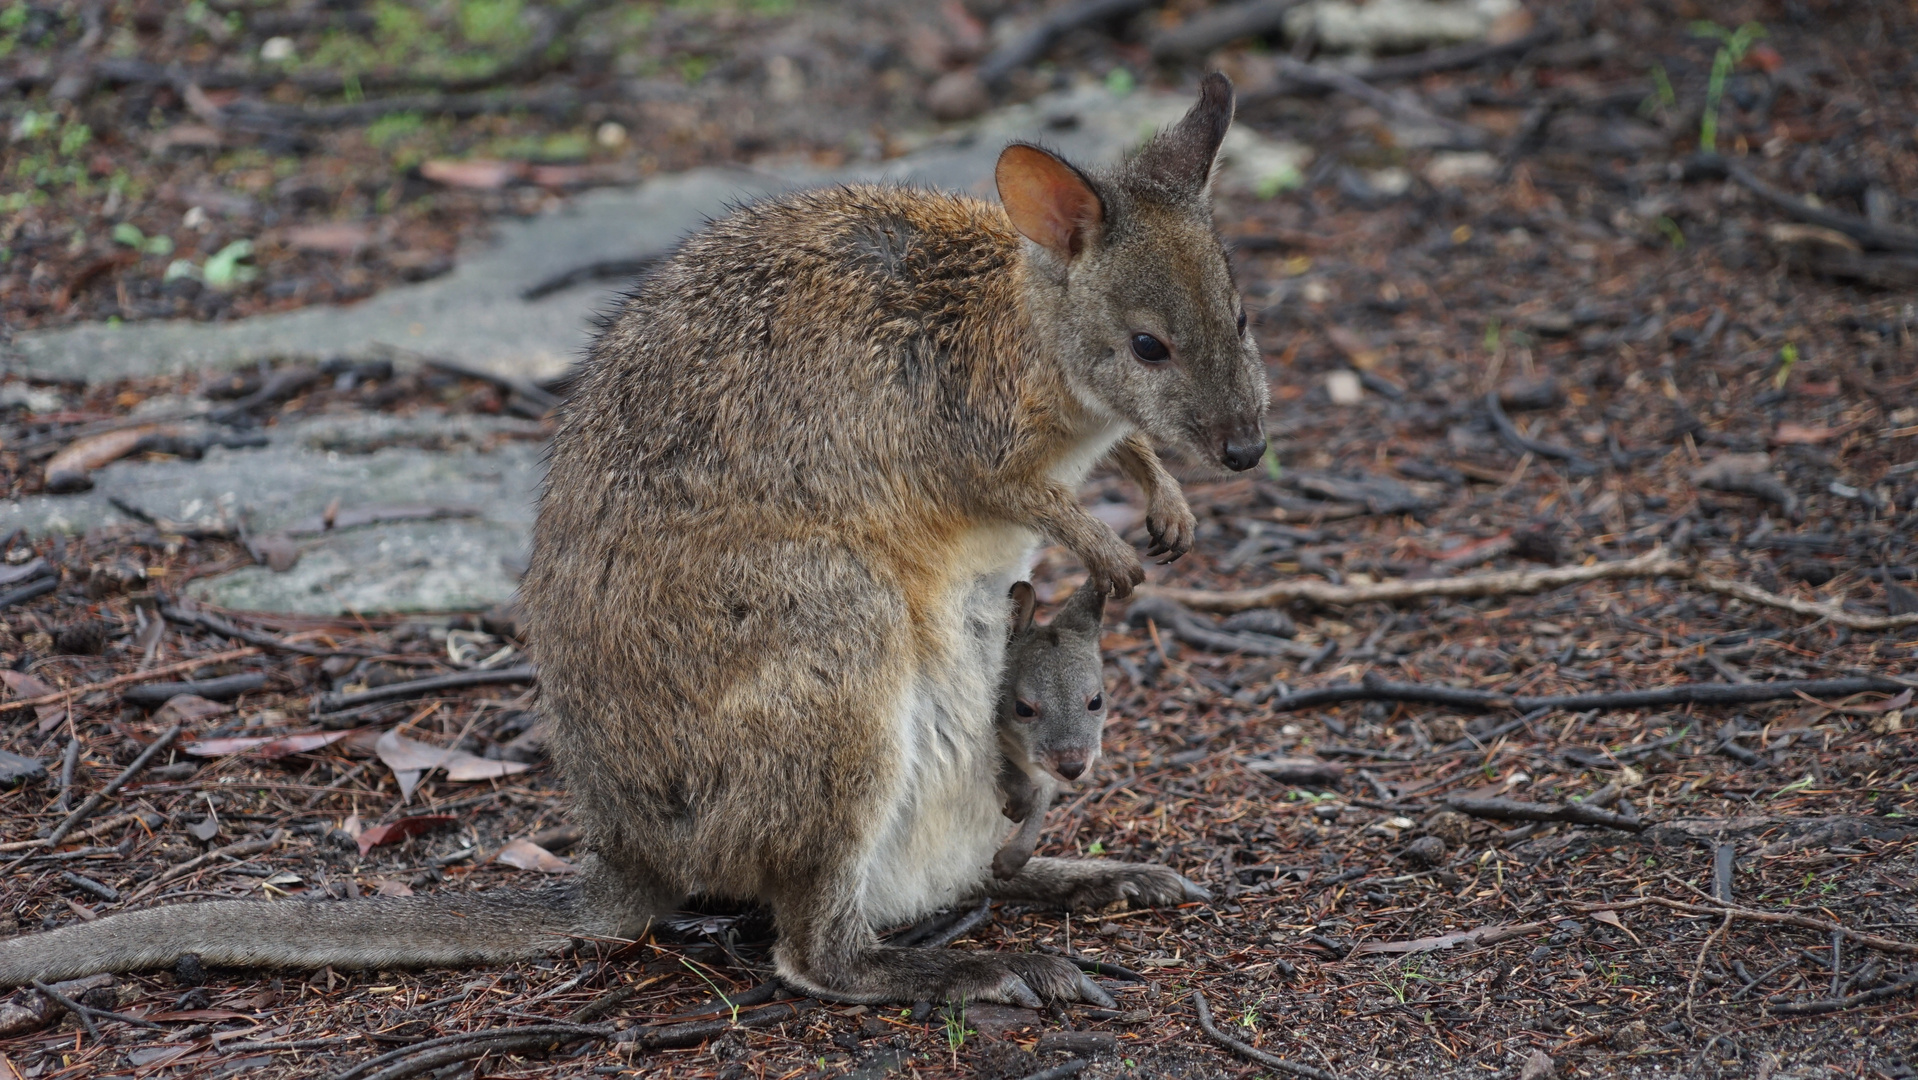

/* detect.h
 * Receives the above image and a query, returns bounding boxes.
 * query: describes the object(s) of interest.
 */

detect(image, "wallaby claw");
[1076,973,1118,1009]
[1177,874,1213,903]
[999,975,1043,1010]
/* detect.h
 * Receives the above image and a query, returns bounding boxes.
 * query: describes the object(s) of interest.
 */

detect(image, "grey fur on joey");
[993,580,1109,881]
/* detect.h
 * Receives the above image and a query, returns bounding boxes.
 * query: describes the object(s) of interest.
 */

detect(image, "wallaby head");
[996,72,1269,474]
[1000,581,1109,782]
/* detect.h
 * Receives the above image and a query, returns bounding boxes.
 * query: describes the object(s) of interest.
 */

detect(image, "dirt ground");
[5,1,1918,1079]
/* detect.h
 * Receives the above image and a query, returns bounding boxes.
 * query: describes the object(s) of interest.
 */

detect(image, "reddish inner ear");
[996,145,1103,259]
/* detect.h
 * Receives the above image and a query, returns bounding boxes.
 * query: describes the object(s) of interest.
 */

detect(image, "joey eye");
[1086,693,1102,711]
[1014,700,1038,720]
[1236,309,1247,335]
[1129,333,1169,363]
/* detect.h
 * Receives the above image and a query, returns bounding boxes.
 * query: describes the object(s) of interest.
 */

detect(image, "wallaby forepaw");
[1143,498,1196,563]
[1081,537,1144,600]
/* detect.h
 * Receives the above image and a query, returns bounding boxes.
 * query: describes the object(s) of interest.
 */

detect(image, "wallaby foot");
[771,896,1113,1008]
[983,856,1210,913]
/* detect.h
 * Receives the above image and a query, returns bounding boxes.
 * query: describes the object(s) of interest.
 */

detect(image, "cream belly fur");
[859,413,1128,927]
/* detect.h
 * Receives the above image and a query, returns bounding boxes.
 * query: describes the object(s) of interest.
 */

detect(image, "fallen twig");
[1150,0,1306,61]
[161,605,370,658]
[122,830,286,905]
[31,979,165,1042]
[1773,975,1918,1016]
[1191,991,1337,1080]
[1017,1062,1090,1080]
[1573,896,1918,957]
[0,811,145,853]
[1266,671,1906,716]
[1693,572,1918,632]
[0,647,261,716]
[121,671,266,706]
[1728,162,1918,254]
[43,724,182,848]
[1136,549,1686,613]
[1348,21,1560,81]
[1268,55,1485,145]
[1140,550,1918,631]
[1444,796,1644,833]
[520,254,670,301]
[332,1023,616,1080]
[313,664,538,714]
[1485,391,1596,471]
[979,0,1159,87]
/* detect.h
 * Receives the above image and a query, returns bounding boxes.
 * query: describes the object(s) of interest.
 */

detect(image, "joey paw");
[991,847,1030,880]
[1142,497,1196,563]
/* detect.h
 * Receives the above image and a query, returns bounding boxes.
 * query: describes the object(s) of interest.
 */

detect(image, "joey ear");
[1008,581,1038,634]
[1127,71,1235,199]
[995,144,1104,260]
[1053,580,1107,634]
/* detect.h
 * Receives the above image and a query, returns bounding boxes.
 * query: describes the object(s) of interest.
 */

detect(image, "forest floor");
[4,1,1918,1079]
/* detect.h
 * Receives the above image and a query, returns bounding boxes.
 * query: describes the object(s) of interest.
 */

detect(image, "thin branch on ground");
[1191,990,1339,1080]
[1573,896,1918,957]
[1444,796,1644,833]
[42,723,182,847]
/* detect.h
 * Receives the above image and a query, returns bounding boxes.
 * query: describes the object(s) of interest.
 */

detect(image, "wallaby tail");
[0,885,585,987]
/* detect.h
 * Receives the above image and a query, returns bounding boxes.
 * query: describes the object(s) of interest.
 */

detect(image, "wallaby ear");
[1127,71,1235,199]
[1054,580,1108,633]
[1008,581,1038,634]
[995,144,1104,260]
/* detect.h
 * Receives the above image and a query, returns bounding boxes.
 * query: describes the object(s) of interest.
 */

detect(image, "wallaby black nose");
[1054,757,1087,781]
[1220,435,1267,472]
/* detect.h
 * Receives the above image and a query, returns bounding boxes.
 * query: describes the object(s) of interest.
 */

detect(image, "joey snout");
[1043,745,1099,782]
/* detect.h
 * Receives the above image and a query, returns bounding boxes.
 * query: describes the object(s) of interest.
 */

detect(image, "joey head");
[994,580,1109,880]
[0,76,1258,1013]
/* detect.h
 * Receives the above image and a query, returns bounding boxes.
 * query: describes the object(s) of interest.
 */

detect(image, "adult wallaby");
[993,581,1109,881]
[0,75,1268,1009]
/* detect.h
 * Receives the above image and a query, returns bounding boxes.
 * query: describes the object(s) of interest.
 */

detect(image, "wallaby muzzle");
[1216,420,1267,473]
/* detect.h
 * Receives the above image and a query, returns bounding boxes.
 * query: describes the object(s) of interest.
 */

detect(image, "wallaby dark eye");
[1015,700,1037,719]
[1236,309,1247,335]
[1086,693,1102,711]
[1129,333,1169,363]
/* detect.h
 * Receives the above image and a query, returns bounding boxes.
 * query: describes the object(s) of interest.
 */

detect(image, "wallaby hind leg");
[768,875,1114,1009]
[984,856,1211,913]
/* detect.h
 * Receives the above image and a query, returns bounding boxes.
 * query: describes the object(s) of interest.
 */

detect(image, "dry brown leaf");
[355,815,455,856]
[494,838,576,874]
[185,728,354,760]
[374,729,529,800]
[154,694,231,727]
[420,159,528,189]
[44,427,163,485]
[283,222,371,255]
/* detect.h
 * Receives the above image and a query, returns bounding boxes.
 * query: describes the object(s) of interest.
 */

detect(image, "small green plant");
[58,122,91,157]
[1641,63,1677,118]
[202,240,258,290]
[459,0,525,45]
[1654,215,1685,251]
[1085,839,1107,856]
[1261,445,1283,482]
[1482,316,1502,352]
[1104,66,1136,97]
[1691,21,1767,154]
[679,958,739,1023]
[366,111,425,148]
[110,223,174,256]
[1773,341,1799,389]
[942,1003,973,1053]
[1384,958,1429,1004]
